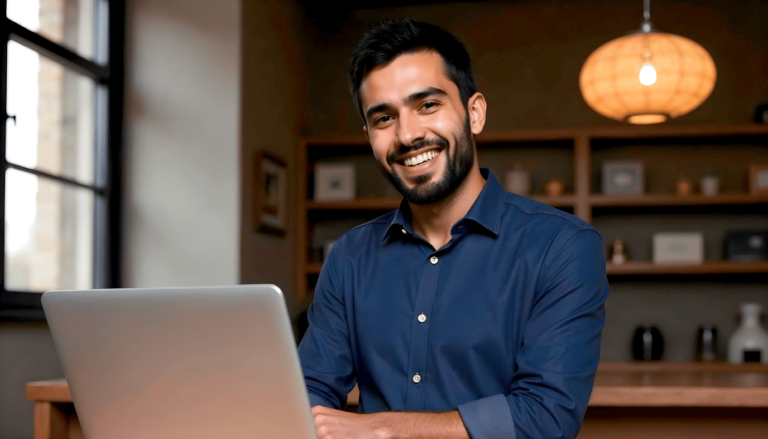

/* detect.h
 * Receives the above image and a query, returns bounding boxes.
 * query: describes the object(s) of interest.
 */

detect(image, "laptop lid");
[42,284,317,439]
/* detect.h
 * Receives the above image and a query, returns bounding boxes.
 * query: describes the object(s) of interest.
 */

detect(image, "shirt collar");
[382,168,505,242]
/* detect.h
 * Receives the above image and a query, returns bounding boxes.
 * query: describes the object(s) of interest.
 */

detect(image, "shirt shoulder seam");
[503,198,589,230]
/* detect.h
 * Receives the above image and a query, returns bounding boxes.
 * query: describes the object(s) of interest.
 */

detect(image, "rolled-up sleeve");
[297,237,356,410]
[459,228,609,439]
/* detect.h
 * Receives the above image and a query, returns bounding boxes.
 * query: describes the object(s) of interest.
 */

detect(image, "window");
[0,0,123,320]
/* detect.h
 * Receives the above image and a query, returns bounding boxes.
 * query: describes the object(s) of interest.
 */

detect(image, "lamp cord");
[641,0,653,32]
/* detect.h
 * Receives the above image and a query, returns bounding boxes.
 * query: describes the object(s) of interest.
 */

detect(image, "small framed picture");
[315,163,356,201]
[749,163,768,195]
[254,152,287,235]
[602,160,645,195]
[653,232,704,264]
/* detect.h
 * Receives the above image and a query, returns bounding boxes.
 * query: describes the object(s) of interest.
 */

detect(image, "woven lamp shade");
[580,32,716,124]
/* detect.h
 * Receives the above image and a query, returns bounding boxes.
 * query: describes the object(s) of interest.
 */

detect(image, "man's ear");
[363,125,371,146]
[467,92,487,136]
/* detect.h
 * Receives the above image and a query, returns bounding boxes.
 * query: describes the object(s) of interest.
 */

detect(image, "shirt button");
[418,313,427,323]
[430,256,438,264]
[412,373,421,384]
[401,228,407,235]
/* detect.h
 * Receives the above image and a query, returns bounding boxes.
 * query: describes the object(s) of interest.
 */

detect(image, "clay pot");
[543,179,565,197]
[676,178,693,196]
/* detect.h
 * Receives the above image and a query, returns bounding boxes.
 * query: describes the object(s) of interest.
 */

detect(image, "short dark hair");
[348,18,477,124]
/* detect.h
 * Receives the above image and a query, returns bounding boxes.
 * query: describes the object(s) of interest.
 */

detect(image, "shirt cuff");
[308,393,332,408]
[457,394,516,439]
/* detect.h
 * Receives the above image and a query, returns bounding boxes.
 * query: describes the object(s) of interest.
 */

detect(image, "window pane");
[6,40,95,185]
[5,169,94,292]
[7,0,95,59]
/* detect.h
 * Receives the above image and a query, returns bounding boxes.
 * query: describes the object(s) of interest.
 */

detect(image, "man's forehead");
[359,51,457,107]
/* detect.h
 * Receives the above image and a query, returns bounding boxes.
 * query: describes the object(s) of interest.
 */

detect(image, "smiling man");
[298,18,609,439]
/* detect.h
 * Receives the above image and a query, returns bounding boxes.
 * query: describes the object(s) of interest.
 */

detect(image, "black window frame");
[0,0,124,321]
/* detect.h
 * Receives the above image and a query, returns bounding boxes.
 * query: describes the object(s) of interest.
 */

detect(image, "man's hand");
[311,405,470,439]
[312,406,389,439]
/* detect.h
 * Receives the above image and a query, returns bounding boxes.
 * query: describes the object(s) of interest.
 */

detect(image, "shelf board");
[306,197,402,210]
[302,125,768,147]
[306,195,576,210]
[306,262,323,275]
[530,195,577,207]
[607,260,768,275]
[308,261,768,276]
[591,193,768,207]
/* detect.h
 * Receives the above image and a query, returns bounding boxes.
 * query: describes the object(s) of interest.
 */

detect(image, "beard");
[378,115,475,205]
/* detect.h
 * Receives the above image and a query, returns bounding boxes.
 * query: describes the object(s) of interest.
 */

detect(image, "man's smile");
[395,147,444,177]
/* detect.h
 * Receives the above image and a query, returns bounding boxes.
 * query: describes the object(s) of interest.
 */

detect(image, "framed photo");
[315,163,356,201]
[602,160,645,195]
[749,163,768,195]
[653,232,704,264]
[253,152,287,235]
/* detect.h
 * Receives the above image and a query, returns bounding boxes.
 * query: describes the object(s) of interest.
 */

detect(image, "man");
[298,18,609,439]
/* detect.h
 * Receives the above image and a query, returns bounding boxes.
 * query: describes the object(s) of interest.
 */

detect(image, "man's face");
[360,51,475,205]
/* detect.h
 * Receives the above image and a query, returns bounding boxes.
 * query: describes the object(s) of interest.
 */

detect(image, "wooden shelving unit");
[591,193,768,207]
[607,260,768,275]
[309,260,768,277]
[297,124,768,302]
[306,194,577,211]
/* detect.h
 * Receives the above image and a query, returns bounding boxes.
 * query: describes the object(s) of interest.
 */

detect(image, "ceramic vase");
[728,303,768,364]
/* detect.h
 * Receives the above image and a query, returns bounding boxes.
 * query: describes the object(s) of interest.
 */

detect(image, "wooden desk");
[25,379,82,439]
[27,362,768,439]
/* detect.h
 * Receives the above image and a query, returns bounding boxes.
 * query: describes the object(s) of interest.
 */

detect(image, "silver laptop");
[42,284,317,439]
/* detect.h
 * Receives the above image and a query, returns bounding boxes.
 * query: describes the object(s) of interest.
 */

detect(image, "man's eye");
[376,116,392,124]
[422,102,438,110]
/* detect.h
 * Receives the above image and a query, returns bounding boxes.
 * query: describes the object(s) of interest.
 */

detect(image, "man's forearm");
[374,410,470,439]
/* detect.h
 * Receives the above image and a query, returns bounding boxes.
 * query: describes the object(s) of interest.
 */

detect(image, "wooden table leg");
[34,401,68,439]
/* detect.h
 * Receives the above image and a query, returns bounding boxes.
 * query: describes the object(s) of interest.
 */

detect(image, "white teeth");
[404,150,440,167]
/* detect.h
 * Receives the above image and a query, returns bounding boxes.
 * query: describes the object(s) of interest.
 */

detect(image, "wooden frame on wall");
[253,151,288,235]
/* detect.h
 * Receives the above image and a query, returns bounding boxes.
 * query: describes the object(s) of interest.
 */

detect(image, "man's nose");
[396,110,426,147]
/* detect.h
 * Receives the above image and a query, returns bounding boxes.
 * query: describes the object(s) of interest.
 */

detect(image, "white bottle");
[728,303,768,364]
[505,164,530,196]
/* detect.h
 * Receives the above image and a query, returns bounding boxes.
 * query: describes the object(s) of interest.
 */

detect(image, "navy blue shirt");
[299,168,609,439]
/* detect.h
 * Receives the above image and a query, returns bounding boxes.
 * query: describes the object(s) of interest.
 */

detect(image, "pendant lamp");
[579,0,716,124]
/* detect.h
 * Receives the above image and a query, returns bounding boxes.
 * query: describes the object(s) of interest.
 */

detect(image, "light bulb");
[639,62,657,86]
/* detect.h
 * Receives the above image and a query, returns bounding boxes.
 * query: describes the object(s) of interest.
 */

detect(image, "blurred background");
[1,0,767,437]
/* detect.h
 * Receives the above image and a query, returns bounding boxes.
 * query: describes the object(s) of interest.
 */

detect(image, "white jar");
[505,164,530,196]
[700,176,721,196]
[728,303,768,364]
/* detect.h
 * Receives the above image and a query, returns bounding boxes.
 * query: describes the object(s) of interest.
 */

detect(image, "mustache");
[387,137,449,165]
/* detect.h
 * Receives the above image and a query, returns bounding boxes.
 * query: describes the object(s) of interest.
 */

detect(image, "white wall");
[0,322,65,439]
[124,0,241,288]
[0,3,243,438]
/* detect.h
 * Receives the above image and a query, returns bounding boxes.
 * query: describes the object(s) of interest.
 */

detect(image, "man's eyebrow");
[403,87,448,104]
[365,103,393,121]
[364,87,449,121]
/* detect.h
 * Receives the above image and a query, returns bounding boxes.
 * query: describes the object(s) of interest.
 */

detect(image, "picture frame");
[602,160,645,195]
[253,152,287,235]
[652,232,704,264]
[314,163,356,201]
[749,163,768,195]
